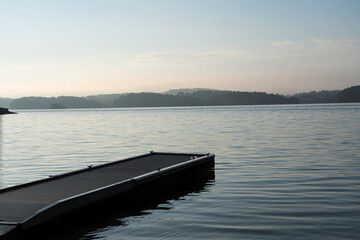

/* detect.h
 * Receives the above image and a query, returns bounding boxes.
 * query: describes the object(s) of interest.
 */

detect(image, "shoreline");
[0,107,16,115]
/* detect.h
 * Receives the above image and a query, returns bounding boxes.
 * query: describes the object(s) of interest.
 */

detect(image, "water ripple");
[1,104,360,239]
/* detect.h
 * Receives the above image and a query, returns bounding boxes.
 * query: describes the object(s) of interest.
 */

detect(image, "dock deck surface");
[0,153,201,224]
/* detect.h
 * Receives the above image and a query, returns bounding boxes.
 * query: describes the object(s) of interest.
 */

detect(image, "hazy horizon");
[0,85,352,100]
[1,0,360,98]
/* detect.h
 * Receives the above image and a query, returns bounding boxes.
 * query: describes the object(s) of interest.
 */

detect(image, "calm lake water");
[1,104,360,239]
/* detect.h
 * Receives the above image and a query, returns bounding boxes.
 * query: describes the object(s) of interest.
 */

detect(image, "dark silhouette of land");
[10,96,104,110]
[294,90,340,103]
[294,85,360,103]
[1,85,359,110]
[113,91,299,108]
[0,107,16,115]
[335,85,360,103]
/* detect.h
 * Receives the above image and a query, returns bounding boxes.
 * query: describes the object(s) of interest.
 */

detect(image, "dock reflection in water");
[19,170,215,240]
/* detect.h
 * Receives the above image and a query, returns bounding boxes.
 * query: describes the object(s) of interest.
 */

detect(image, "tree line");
[1,85,359,110]
[294,85,360,103]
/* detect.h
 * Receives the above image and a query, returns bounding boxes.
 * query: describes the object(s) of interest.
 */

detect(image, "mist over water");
[1,104,360,239]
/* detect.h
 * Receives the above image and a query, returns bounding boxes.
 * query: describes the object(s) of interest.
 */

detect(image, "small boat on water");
[0,152,215,237]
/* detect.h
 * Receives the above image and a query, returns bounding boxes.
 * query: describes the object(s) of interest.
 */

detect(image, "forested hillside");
[294,90,339,103]
[335,85,360,103]
[113,90,298,107]
[10,96,104,109]
[3,85,359,110]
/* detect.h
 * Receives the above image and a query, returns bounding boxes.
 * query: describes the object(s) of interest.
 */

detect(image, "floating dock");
[0,152,215,237]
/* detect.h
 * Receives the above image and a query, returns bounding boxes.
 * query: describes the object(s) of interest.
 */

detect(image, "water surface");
[1,104,359,239]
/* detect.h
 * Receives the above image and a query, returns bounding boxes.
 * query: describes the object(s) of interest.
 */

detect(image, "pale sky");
[1,0,360,98]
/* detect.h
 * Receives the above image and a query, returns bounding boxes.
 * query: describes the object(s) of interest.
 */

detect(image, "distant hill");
[293,85,360,104]
[335,85,360,103]
[186,90,299,105]
[163,88,214,95]
[113,90,299,108]
[86,94,126,107]
[0,98,14,108]
[113,92,206,107]
[10,96,104,109]
[4,85,360,110]
[293,90,339,103]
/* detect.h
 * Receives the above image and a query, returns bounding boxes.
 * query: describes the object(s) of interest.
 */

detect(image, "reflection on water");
[23,172,215,240]
[1,104,360,240]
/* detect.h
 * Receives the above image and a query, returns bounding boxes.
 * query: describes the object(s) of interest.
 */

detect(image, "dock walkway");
[0,152,214,236]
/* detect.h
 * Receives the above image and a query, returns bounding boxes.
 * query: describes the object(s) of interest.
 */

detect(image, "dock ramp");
[0,152,214,237]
